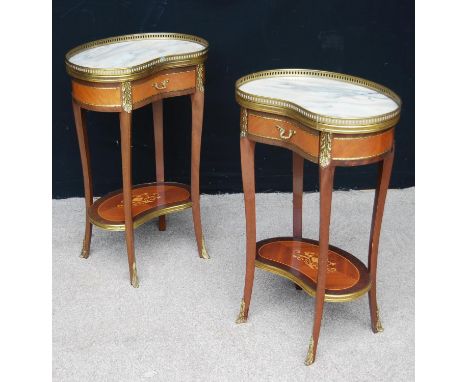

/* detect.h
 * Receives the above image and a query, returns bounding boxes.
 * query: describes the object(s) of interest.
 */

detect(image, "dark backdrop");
[53,0,414,198]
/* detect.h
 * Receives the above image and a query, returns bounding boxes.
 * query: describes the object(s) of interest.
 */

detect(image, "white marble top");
[239,76,399,119]
[69,39,206,69]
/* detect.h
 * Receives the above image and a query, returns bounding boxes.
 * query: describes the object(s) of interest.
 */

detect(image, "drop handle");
[152,79,169,90]
[276,125,296,140]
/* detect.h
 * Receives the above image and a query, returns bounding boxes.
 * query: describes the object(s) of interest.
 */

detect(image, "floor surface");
[53,189,414,381]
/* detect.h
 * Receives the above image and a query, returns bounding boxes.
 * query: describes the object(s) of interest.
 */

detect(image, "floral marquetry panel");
[88,182,192,231]
[256,238,371,302]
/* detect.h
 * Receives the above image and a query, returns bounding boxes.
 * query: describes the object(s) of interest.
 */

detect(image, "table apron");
[244,110,395,164]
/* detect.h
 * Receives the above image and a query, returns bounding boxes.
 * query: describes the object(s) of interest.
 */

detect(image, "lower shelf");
[89,182,192,231]
[256,237,370,302]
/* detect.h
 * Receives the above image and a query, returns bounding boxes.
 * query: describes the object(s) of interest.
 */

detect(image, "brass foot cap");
[131,263,139,288]
[200,237,210,259]
[131,276,140,288]
[374,307,384,332]
[235,316,247,324]
[304,358,315,366]
[80,248,89,259]
[304,338,315,366]
[235,298,247,324]
[373,324,384,333]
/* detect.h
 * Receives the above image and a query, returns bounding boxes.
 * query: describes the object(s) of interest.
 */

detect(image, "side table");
[65,33,209,288]
[234,69,401,364]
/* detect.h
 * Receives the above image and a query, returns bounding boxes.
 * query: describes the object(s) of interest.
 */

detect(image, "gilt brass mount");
[304,337,315,366]
[152,79,169,90]
[375,305,384,332]
[131,262,139,288]
[121,82,132,113]
[275,125,296,140]
[235,298,247,324]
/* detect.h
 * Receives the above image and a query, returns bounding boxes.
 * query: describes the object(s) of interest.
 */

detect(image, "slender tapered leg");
[152,100,166,231]
[368,147,395,333]
[293,152,304,239]
[293,152,304,290]
[236,137,256,324]
[190,89,209,259]
[120,111,139,288]
[72,100,93,259]
[305,164,335,365]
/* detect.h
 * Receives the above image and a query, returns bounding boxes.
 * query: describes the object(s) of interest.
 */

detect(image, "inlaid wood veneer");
[132,68,196,103]
[66,33,209,288]
[332,129,394,162]
[256,238,370,301]
[247,112,320,161]
[236,69,400,366]
[89,183,192,230]
[72,80,121,108]
[245,112,395,165]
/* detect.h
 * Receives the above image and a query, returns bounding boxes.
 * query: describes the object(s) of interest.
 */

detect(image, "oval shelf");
[256,237,370,302]
[89,182,192,231]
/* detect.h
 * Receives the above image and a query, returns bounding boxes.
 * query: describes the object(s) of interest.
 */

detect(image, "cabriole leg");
[293,152,304,290]
[305,164,335,365]
[190,88,209,259]
[152,100,166,231]
[236,137,256,324]
[120,111,139,288]
[368,148,394,332]
[72,100,93,259]
[293,152,304,238]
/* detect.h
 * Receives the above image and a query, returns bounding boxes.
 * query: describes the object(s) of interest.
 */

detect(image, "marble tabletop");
[239,76,399,119]
[69,38,206,69]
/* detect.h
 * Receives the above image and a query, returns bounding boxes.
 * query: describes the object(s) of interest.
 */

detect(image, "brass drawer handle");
[276,125,296,140]
[152,79,169,90]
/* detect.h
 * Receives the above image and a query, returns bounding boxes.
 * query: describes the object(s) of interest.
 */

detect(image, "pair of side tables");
[65,33,401,365]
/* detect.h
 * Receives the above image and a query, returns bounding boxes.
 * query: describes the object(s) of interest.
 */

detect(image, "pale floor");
[53,189,414,381]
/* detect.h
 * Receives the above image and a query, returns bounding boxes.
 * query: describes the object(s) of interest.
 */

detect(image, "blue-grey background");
[53,0,414,198]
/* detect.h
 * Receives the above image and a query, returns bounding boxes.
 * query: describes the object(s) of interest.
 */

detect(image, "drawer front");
[247,113,320,160]
[132,69,196,103]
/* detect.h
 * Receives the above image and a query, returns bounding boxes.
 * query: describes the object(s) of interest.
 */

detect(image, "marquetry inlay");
[117,192,161,208]
[292,250,337,272]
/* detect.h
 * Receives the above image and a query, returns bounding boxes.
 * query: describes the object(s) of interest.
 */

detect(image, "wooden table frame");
[70,62,209,288]
[236,107,396,365]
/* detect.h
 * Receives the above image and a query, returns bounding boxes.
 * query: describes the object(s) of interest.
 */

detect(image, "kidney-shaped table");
[65,33,209,288]
[234,69,401,365]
